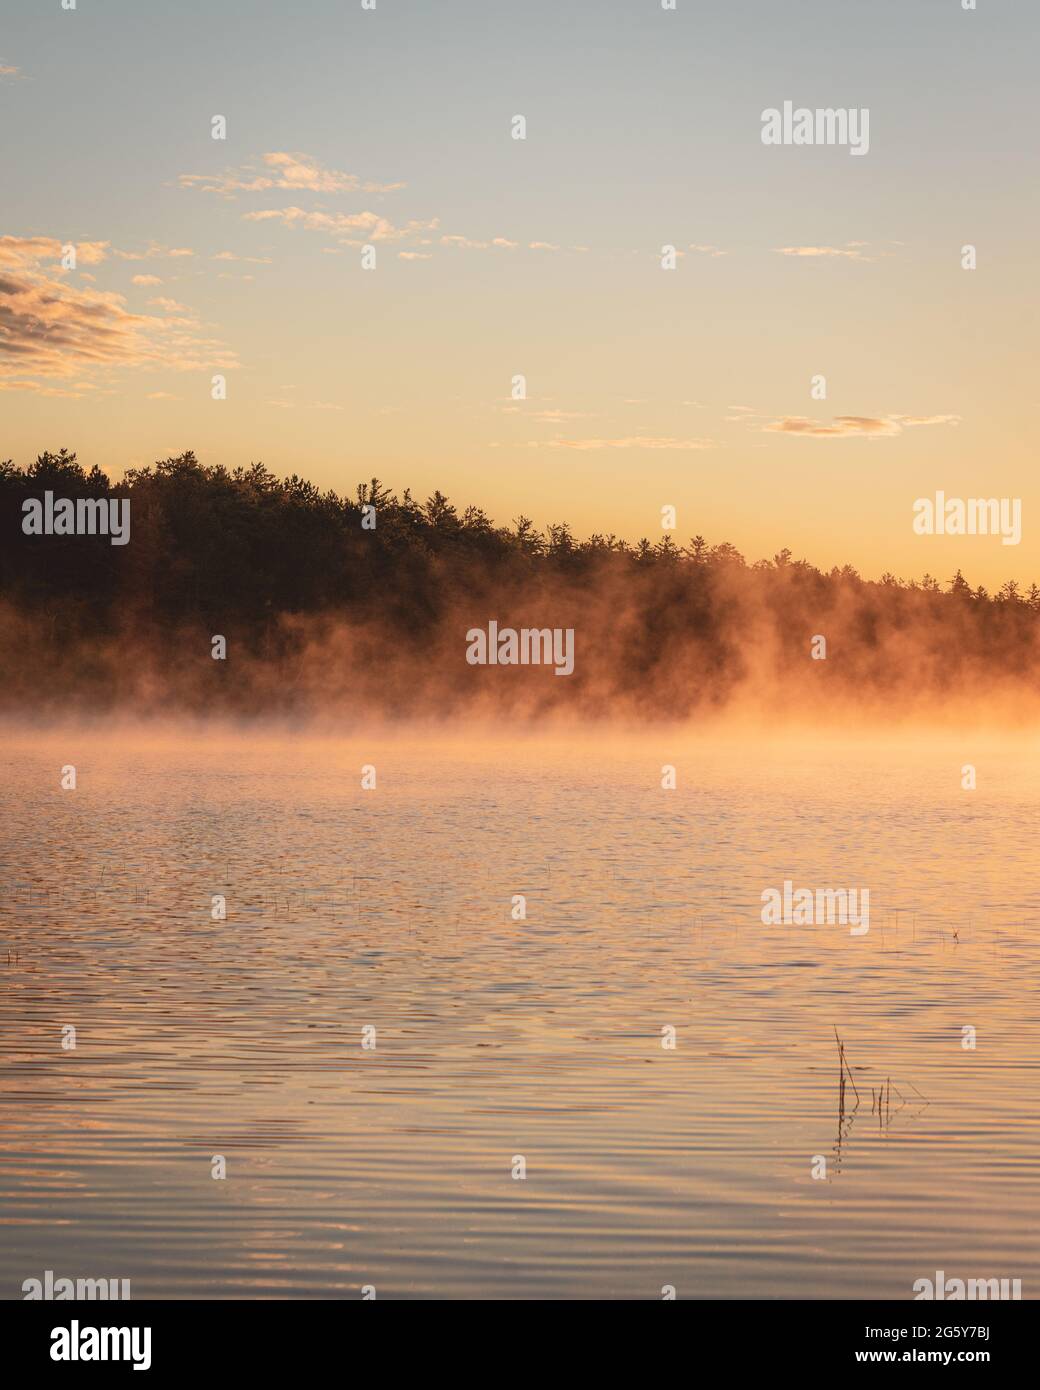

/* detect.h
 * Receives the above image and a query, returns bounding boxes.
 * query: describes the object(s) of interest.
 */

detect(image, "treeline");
[1,449,1038,720]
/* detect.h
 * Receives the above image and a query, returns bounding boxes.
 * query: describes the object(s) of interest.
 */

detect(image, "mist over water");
[2,725,1038,1298]
[5,453,1040,726]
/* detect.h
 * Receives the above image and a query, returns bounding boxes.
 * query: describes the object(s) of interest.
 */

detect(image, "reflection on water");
[1,726,1038,1299]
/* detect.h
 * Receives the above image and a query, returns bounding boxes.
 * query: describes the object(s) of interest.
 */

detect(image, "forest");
[1,449,1038,721]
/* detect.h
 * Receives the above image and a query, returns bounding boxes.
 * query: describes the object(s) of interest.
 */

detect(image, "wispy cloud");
[0,379,100,398]
[548,435,716,451]
[773,243,874,261]
[180,151,404,198]
[182,154,574,258]
[890,414,961,428]
[114,243,194,261]
[438,235,527,252]
[0,236,110,268]
[244,206,438,245]
[764,414,959,438]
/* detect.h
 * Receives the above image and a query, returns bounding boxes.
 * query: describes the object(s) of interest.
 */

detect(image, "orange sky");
[2,0,1035,587]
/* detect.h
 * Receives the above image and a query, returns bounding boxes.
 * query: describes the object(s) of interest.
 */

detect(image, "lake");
[2,724,1038,1299]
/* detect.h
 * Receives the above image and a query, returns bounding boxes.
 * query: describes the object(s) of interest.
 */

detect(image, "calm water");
[2,726,1039,1299]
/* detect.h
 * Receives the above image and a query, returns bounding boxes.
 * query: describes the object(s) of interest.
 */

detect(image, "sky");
[1,0,1036,586]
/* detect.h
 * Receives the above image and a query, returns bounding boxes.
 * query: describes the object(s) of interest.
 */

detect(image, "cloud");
[184,155,508,255]
[773,243,873,261]
[146,391,179,400]
[763,414,960,438]
[132,274,163,286]
[439,235,522,252]
[114,244,194,261]
[398,251,432,260]
[529,241,560,251]
[890,414,961,428]
[0,379,96,398]
[0,238,60,268]
[180,151,404,198]
[0,63,21,80]
[0,236,110,269]
[689,243,727,256]
[0,241,238,382]
[73,244,110,267]
[548,435,716,451]
[244,205,438,244]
